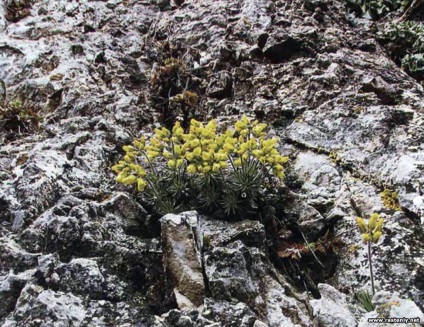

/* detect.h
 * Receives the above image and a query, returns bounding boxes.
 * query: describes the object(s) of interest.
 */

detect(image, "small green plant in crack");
[344,0,412,20]
[378,21,424,78]
[0,97,42,137]
[356,213,384,295]
[111,116,289,220]
[149,41,204,129]
[5,0,33,22]
[402,53,424,74]
[356,290,375,312]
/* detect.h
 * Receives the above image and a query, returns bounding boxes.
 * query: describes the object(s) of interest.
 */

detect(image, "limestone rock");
[161,212,205,308]
[310,283,357,327]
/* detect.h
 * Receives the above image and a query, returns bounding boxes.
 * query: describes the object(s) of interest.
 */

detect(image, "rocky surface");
[0,0,423,326]
[358,291,424,327]
[310,283,357,327]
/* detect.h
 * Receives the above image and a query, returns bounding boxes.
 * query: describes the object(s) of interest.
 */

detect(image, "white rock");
[310,283,357,327]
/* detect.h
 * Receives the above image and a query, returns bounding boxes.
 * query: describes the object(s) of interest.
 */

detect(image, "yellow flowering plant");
[356,213,384,295]
[112,116,289,218]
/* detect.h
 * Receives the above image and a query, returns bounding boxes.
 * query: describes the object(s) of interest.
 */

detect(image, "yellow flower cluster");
[356,213,384,244]
[111,137,147,191]
[112,116,289,191]
[182,119,234,173]
[233,116,288,178]
[234,115,267,138]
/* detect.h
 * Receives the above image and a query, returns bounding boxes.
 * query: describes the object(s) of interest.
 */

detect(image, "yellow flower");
[274,155,289,164]
[219,161,228,169]
[252,150,263,158]
[112,161,126,173]
[149,138,162,148]
[181,143,190,152]
[133,137,146,150]
[273,164,284,179]
[201,139,213,147]
[116,173,125,183]
[356,218,367,233]
[212,163,221,172]
[190,120,204,136]
[205,119,217,132]
[168,160,177,169]
[172,122,184,137]
[369,213,379,230]
[362,233,372,243]
[193,147,202,158]
[247,139,257,150]
[209,143,218,151]
[201,128,212,138]
[202,151,213,162]
[124,154,135,163]
[123,145,136,153]
[373,218,384,233]
[274,164,284,171]
[372,231,382,243]
[187,164,197,173]
[223,143,235,153]
[183,133,196,141]
[155,127,171,140]
[275,170,284,179]
[266,156,275,164]
[240,128,249,136]
[237,143,248,154]
[252,123,267,137]
[163,151,173,159]
[190,119,202,128]
[146,150,160,159]
[214,152,227,161]
[234,158,242,167]
[186,152,195,161]
[129,164,145,176]
[189,139,200,148]
[122,175,137,185]
[137,178,147,191]
[235,121,247,132]
[241,115,249,125]
[174,145,183,157]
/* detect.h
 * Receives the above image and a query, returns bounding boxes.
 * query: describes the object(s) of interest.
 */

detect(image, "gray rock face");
[161,212,205,309]
[159,212,313,326]
[0,0,423,324]
[2,285,85,327]
[204,215,313,326]
[1,191,169,325]
[310,283,357,327]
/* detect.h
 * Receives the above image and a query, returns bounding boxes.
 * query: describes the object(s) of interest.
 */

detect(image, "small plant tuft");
[356,290,375,312]
[378,21,424,79]
[5,0,33,22]
[379,188,402,211]
[0,91,42,139]
[344,0,412,20]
